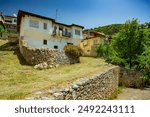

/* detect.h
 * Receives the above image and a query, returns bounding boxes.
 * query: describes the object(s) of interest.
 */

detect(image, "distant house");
[17,10,84,49]
[4,15,17,33]
[3,15,18,40]
[83,31,105,39]
[0,12,5,37]
[80,31,105,57]
[0,13,18,40]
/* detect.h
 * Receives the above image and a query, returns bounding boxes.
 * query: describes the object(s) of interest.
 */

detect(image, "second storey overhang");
[17,10,84,33]
[17,10,55,32]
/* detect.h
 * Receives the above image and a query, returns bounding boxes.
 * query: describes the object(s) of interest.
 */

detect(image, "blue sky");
[0,0,150,29]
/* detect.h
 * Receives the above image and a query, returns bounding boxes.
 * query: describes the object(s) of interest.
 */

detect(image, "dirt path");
[116,86,150,100]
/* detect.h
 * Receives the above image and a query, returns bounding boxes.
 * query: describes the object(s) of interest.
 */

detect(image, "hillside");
[86,22,150,36]
[0,40,112,99]
[91,24,124,35]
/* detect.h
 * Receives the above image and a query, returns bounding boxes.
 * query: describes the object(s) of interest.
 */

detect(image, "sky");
[0,0,150,29]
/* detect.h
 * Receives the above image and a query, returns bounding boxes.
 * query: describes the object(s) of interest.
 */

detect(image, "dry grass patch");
[0,40,113,99]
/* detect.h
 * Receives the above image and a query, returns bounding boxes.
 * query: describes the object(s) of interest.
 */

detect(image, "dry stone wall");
[25,66,147,100]
[51,66,119,100]
[119,68,145,88]
[19,37,79,67]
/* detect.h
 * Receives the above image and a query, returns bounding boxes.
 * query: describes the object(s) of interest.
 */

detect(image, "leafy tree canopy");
[96,19,150,79]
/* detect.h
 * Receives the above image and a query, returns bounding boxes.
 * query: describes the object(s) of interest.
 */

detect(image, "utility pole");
[55,9,58,21]
[55,9,61,21]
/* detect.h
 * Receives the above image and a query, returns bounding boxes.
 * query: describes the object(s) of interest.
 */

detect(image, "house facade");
[17,10,84,49]
[0,14,18,40]
[4,15,17,34]
[80,32,105,57]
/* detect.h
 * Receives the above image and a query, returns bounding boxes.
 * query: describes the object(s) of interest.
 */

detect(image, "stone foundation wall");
[51,66,119,100]
[119,68,145,88]
[19,37,79,66]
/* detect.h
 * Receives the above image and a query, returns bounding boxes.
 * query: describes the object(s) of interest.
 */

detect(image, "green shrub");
[64,45,83,57]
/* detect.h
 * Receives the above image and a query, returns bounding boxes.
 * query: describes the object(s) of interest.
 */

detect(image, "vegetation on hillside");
[87,22,150,36]
[0,24,6,36]
[91,24,124,35]
[96,19,150,79]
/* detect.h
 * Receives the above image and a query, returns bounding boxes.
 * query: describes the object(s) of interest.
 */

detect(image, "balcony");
[52,30,72,38]
[62,31,71,37]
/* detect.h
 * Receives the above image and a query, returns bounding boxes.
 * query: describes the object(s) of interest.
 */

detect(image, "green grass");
[0,40,113,99]
[106,86,125,100]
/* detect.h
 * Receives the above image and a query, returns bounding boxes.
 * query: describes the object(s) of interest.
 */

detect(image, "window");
[59,26,63,31]
[54,26,57,31]
[67,42,73,45]
[54,45,58,49]
[43,23,47,30]
[14,19,17,22]
[53,26,57,35]
[43,40,47,45]
[75,29,80,36]
[5,20,12,23]
[59,27,63,36]
[65,28,68,35]
[29,20,39,28]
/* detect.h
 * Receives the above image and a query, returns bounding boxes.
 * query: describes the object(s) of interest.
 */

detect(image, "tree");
[144,22,150,28]
[112,19,145,69]
[138,27,150,79]
[96,43,112,58]
[96,19,150,79]
[139,46,150,79]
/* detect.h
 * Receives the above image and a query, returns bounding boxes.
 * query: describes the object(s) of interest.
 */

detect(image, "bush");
[96,43,124,65]
[96,43,113,58]
[64,45,83,57]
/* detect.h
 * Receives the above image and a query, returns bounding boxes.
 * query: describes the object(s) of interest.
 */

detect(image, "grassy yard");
[0,40,113,99]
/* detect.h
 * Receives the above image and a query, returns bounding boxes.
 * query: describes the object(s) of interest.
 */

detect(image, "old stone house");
[3,15,18,41]
[17,10,84,49]
[17,10,84,68]
[0,12,18,41]
[80,31,105,57]
[4,15,17,33]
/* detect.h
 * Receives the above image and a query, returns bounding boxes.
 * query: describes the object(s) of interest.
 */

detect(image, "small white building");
[17,10,84,49]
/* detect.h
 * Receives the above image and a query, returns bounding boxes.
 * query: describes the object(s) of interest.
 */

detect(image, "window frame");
[29,20,39,28]
[75,29,81,36]
[43,23,47,30]
[43,39,47,45]
[54,45,58,49]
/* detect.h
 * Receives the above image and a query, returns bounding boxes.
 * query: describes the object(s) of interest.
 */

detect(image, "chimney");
[0,12,2,16]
